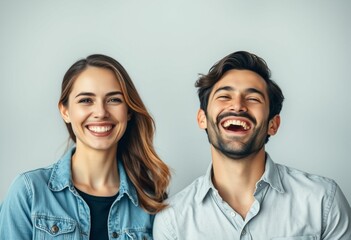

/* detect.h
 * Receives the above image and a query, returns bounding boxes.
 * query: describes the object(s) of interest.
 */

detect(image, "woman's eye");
[78,98,92,103]
[108,98,122,103]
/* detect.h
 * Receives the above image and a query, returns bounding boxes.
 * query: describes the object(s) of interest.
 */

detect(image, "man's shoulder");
[154,173,208,235]
[167,174,207,209]
[276,163,337,194]
[277,163,334,182]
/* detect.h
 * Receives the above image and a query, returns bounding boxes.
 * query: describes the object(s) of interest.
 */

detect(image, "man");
[153,51,351,239]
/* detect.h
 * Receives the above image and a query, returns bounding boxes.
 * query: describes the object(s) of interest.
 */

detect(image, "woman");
[0,54,171,239]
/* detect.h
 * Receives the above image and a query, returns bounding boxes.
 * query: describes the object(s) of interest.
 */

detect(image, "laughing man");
[153,51,351,239]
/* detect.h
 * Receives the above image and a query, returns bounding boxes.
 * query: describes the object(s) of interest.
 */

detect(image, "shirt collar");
[196,163,215,203]
[196,153,285,202]
[48,146,139,206]
[259,153,285,193]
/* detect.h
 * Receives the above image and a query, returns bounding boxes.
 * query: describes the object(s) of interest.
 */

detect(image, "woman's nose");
[93,102,110,118]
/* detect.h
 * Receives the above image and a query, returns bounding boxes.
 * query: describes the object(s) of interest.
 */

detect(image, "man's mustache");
[216,112,256,125]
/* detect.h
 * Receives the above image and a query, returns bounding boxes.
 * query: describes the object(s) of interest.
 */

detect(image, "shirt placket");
[211,189,250,238]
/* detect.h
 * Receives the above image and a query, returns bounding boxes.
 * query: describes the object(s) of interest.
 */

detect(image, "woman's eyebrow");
[106,91,123,97]
[75,91,123,98]
[75,92,95,98]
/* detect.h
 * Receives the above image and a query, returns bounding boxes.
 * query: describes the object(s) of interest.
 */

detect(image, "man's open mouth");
[221,119,251,132]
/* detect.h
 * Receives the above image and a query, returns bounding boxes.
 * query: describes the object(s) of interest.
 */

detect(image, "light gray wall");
[1,0,350,204]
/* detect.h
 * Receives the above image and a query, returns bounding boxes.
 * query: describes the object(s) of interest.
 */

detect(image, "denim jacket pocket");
[33,214,76,239]
[125,228,153,240]
[272,236,318,240]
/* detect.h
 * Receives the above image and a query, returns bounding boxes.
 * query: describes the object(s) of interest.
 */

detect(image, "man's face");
[197,69,279,159]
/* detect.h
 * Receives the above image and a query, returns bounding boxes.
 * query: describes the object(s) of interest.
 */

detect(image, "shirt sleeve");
[322,182,351,240]
[0,174,33,239]
[153,206,178,240]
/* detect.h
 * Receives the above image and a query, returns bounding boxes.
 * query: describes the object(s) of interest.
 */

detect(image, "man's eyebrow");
[213,86,266,100]
[245,88,266,100]
[75,91,123,98]
[213,86,234,95]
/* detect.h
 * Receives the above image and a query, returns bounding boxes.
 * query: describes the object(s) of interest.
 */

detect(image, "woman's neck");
[71,145,119,196]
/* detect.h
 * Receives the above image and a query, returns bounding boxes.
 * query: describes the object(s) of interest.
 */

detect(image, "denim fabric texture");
[153,154,351,240]
[0,147,153,239]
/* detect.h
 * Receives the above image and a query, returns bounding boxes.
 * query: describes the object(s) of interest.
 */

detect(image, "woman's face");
[59,66,130,153]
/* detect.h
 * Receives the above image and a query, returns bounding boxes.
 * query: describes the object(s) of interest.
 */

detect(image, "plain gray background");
[1,0,350,204]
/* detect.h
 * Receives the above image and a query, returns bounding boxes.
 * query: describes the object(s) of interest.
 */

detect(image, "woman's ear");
[58,103,70,123]
[197,109,207,129]
[267,115,280,136]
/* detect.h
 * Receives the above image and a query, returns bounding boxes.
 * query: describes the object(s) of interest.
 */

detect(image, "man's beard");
[206,112,268,159]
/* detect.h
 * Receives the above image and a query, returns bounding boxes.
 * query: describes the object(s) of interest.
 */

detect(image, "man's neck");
[211,147,266,219]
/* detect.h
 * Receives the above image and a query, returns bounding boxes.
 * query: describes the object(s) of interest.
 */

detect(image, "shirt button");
[241,230,246,235]
[112,232,119,238]
[230,212,236,217]
[51,225,59,234]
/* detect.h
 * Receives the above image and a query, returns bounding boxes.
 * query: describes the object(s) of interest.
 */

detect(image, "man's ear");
[197,109,207,130]
[267,115,280,136]
[58,103,70,123]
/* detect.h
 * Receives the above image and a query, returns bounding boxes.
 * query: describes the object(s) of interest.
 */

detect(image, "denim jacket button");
[112,232,119,238]
[51,225,59,234]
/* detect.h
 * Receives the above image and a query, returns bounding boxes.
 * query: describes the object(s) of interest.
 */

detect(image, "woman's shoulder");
[0,164,56,215]
[8,165,55,195]
[21,164,55,180]
[15,149,74,191]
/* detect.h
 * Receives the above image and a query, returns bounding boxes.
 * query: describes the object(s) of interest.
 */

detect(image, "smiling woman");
[0,54,171,240]
[59,67,130,153]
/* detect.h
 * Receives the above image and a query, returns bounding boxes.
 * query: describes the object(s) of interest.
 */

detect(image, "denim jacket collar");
[48,146,139,206]
[116,159,139,206]
[48,147,75,192]
[197,152,285,202]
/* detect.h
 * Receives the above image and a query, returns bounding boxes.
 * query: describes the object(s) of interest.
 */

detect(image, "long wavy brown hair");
[59,54,170,213]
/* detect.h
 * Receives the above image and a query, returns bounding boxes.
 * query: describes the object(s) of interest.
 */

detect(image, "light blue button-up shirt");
[153,154,351,240]
[0,147,153,239]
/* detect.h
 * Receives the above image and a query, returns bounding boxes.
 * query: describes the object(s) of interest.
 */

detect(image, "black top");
[76,188,117,240]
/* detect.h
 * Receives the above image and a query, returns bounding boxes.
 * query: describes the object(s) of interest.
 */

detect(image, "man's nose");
[229,96,247,112]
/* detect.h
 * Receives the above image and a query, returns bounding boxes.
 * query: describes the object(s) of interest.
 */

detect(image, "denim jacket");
[0,147,154,239]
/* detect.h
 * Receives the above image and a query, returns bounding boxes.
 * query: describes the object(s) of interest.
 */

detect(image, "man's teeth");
[88,125,112,133]
[222,120,250,130]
